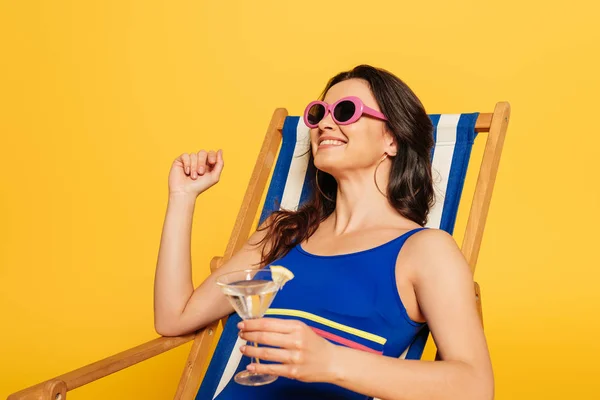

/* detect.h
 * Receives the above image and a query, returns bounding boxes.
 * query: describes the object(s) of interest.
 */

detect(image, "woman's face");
[310,78,396,176]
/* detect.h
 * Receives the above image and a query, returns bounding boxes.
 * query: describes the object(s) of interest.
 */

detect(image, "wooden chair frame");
[8,102,510,400]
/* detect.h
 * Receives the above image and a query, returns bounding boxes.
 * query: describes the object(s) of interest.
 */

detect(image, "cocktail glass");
[216,268,281,386]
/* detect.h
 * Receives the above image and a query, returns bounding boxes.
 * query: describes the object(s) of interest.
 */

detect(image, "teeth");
[320,139,346,146]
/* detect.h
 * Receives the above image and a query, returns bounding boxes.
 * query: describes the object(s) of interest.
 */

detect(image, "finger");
[241,344,300,364]
[247,363,299,380]
[180,153,191,175]
[240,331,290,348]
[197,150,207,175]
[213,149,224,176]
[207,150,217,166]
[239,318,301,334]
[190,153,198,179]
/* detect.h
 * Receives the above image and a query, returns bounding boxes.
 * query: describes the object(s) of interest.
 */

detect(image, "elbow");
[155,324,179,337]
[154,315,185,337]
[155,322,175,337]
[465,365,494,400]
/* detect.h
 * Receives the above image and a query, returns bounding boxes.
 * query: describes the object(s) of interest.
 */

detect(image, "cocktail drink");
[216,266,294,386]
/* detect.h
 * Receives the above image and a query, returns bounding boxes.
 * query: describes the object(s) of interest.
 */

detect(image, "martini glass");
[216,268,281,386]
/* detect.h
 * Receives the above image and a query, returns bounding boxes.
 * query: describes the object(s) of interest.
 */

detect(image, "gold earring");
[315,169,334,202]
[374,153,389,197]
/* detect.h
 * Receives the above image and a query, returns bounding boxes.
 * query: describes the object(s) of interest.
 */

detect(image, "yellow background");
[1,1,599,399]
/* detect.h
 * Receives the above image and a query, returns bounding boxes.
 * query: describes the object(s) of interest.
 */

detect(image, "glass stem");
[252,341,261,365]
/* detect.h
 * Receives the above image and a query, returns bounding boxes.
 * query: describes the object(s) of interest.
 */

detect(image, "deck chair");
[8,102,510,400]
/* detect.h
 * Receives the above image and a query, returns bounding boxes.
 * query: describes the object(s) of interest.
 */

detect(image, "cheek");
[342,124,375,149]
[309,129,319,156]
[343,126,388,162]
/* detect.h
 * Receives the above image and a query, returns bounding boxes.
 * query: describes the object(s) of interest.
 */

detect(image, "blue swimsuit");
[213,228,427,399]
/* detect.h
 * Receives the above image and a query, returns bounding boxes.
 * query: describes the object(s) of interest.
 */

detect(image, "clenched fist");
[168,149,224,197]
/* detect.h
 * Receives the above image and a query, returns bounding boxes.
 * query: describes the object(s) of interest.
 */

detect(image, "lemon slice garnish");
[270,265,294,289]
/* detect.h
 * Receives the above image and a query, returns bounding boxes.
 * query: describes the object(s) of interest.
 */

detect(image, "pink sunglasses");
[303,96,388,128]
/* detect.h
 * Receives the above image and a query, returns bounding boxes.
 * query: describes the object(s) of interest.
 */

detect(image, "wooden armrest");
[7,327,216,400]
[9,256,228,399]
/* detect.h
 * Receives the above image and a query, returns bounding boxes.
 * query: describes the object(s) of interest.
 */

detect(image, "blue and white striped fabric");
[196,113,479,400]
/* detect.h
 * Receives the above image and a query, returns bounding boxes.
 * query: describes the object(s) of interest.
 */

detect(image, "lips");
[318,136,348,147]
[320,139,346,146]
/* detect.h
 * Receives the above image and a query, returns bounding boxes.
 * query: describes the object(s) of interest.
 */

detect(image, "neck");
[325,162,408,235]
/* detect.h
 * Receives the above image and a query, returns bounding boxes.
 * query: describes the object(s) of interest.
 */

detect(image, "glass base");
[234,370,278,386]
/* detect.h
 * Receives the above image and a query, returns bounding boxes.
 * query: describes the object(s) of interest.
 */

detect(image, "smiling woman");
[153,65,493,400]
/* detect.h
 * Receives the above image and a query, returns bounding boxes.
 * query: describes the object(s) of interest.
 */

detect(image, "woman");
[154,65,493,399]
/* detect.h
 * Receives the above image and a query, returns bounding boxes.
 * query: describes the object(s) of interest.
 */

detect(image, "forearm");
[154,193,197,331]
[329,346,493,400]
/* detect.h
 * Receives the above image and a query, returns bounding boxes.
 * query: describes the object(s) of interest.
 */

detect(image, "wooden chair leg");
[173,321,219,400]
[171,256,230,399]
[172,256,229,399]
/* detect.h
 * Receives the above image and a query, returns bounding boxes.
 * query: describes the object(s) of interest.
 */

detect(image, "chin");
[314,159,344,177]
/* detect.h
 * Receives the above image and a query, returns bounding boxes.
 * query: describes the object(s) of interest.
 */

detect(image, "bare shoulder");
[404,228,459,253]
[399,228,469,279]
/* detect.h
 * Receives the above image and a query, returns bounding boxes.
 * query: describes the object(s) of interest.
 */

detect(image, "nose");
[317,109,336,131]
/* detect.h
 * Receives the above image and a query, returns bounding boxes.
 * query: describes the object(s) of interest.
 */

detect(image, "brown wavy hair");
[257,65,435,266]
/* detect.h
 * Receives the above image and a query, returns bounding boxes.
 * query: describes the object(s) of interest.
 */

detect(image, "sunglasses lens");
[307,104,326,126]
[333,100,356,123]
